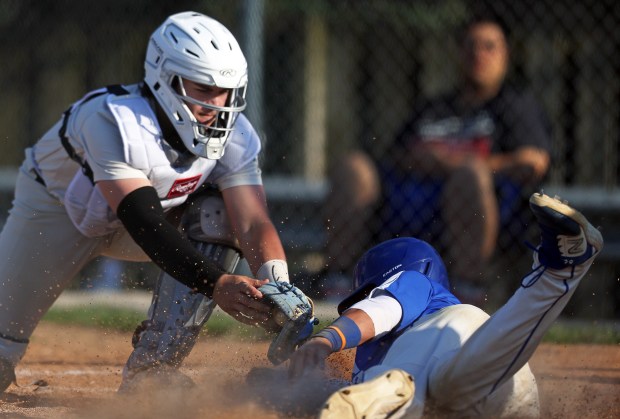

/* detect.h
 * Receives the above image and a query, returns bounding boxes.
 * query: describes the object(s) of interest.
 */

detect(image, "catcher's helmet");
[144,11,248,159]
[337,237,450,313]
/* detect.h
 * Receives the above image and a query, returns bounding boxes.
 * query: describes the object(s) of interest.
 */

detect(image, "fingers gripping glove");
[259,281,318,365]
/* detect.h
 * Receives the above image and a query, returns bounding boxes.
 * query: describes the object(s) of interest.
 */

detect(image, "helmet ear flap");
[419,261,431,276]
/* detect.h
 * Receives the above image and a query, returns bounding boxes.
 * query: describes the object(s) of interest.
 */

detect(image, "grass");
[43,305,145,333]
[43,304,272,340]
[543,320,620,345]
[42,305,620,345]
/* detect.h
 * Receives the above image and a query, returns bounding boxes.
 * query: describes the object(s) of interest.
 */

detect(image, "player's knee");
[328,150,380,206]
[183,188,240,250]
[450,159,493,189]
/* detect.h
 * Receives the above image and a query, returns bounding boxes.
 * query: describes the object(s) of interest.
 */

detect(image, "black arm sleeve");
[116,186,225,298]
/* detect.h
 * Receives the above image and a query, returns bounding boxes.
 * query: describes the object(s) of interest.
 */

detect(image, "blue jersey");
[352,270,460,380]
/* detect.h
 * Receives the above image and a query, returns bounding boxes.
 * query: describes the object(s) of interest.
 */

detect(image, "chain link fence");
[0,0,618,315]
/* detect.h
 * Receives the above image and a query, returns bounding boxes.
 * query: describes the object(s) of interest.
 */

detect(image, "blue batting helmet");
[337,237,450,314]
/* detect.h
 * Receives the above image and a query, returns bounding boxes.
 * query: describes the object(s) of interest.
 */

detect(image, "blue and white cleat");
[529,192,603,269]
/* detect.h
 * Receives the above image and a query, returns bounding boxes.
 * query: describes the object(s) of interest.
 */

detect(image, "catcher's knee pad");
[185,185,241,249]
[123,188,242,375]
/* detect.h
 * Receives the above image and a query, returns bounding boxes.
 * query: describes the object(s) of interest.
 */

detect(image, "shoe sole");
[319,369,414,419]
[529,192,604,252]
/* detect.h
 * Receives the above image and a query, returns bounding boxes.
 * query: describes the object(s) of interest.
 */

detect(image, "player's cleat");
[319,369,414,419]
[0,357,16,393]
[529,192,603,270]
[117,364,195,394]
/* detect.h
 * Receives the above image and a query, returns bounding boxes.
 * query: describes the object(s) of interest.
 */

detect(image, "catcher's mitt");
[259,281,317,365]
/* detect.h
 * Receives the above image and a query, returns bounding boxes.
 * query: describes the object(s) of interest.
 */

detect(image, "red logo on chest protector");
[167,175,202,198]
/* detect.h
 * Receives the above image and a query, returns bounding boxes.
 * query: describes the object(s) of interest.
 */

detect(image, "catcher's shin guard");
[120,188,242,389]
[0,336,27,394]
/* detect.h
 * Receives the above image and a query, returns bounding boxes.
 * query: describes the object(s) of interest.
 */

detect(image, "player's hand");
[288,337,332,380]
[212,274,271,325]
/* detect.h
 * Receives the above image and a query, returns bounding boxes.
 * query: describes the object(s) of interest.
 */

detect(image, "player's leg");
[118,187,242,392]
[429,192,602,413]
[0,163,101,392]
[441,159,499,305]
[321,150,380,296]
[353,304,490,418]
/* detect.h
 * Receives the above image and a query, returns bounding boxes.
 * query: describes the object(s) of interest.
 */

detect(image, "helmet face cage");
[144,12,248,159]
[173,75,247,151]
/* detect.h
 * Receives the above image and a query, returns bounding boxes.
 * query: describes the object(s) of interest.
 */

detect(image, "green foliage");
[200,313,272,340]
[42,305,273,340]
[43,305,620,345]
[43,305,145,333]
[543,321,620,345]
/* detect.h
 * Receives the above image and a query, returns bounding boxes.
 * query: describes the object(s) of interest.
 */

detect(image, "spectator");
[320,15,551,305]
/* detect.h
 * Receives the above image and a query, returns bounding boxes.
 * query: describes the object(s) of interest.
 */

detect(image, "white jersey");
[28,84,262,236]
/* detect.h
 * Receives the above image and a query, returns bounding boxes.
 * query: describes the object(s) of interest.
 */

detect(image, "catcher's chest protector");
[65,93,217,238]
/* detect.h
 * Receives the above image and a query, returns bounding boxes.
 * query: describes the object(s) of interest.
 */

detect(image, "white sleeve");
[215,158,263,190]
[349,292,403,337]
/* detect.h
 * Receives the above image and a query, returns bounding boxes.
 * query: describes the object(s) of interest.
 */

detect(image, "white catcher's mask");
[144,11,248,159]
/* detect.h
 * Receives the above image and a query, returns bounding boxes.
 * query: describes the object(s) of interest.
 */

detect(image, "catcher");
[288,193,603,418]
[0,11,312,393]
[120,186,315,390]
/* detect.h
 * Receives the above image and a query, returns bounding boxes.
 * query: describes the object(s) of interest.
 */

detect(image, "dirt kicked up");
[0,322,618,418]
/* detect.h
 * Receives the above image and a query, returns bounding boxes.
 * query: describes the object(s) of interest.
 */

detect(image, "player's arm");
[288,293,402,379]
[487,145,550,181]
[221,184,288,279]
[99,179,271,324]
[287,309,373,379]
[99,179,228,296]
[97,178,152,212]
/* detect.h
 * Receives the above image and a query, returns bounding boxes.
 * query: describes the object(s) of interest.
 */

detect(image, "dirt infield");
[1,322,618,418]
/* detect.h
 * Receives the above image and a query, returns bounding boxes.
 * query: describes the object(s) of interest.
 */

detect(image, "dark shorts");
[375,166,531,253]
